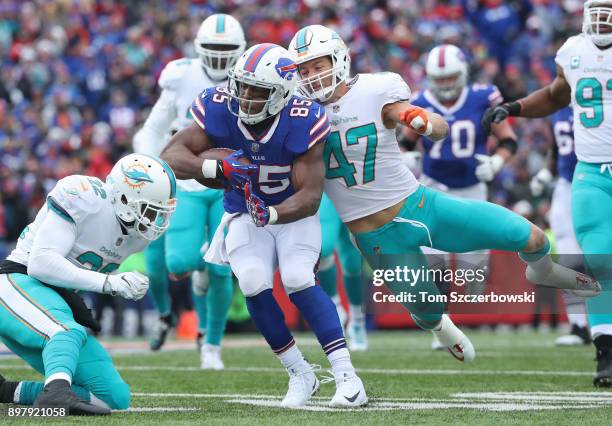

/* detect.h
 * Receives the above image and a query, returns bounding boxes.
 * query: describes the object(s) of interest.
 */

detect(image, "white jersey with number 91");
[556,34,612,163]
[323,72,419,222]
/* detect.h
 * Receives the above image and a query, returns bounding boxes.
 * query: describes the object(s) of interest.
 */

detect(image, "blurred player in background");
[530,106,590,347]
[290,24,600,364]
[401,43,518,349]
[482,0,612,386]
[318,195,367,351]
[161,44,367,408]
[133,14,246,369]
[0,154,176,415]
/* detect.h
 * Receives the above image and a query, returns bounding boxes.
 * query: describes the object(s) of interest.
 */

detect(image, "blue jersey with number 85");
[190,87,330,214]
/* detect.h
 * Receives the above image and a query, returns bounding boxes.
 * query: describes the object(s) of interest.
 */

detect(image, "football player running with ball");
[133,14,246,369]
[482,0,612,386]
[0,154,176,415]
[289,25,601,364]
[161,44,367,408]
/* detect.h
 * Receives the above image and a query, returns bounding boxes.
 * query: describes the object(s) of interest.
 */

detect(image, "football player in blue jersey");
[530,106,590,346]
[401,44,519,349]
[161,43,367,408]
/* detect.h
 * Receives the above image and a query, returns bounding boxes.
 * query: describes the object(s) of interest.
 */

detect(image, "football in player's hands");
[199,148,256,190]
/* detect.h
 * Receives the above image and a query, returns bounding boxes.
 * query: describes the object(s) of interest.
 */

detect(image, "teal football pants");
[572,162,612,333]
[352,185,533,329]
[163,188,233,346]
[0,273,130,409]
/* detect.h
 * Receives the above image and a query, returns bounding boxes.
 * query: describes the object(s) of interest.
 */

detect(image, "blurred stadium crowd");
[0,0,585,256]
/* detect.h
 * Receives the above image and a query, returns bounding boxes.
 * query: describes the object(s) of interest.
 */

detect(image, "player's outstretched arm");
[161,122,213,180]
[383,102,449,141]
[482,66,571,133]
[273,143,325,224]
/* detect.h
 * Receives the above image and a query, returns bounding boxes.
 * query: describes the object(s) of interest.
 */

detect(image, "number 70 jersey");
[556,34,612,163]
[323,72,419,222]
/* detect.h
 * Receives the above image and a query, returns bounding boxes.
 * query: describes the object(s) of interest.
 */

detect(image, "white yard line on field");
[131,392,608,412]
[0,363,595,376]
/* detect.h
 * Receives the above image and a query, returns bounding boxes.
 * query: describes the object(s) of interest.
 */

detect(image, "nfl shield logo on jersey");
[251,143,260,153]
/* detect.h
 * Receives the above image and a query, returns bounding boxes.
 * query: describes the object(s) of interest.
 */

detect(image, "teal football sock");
[206,273,233,346]
[42,328,87,382]
[192,287,207,334]
[318,263,338,298]
[344,273,362,307]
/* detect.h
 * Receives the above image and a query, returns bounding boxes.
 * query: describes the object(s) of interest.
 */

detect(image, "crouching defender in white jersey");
[134,14,245,368]
[289,25,601,363]
[482,0,612,386]
[0,154,176,415]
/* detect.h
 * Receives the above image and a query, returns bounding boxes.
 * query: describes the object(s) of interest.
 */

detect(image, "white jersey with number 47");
[556,34,612,163]
[322,72,419,222]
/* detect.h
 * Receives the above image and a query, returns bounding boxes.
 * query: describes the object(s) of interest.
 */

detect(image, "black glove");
[481,101,522,135]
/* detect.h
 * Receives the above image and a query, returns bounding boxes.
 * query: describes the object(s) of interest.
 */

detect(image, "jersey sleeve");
[555,35,581,72]
[158,58,192,91]
[189,87,219,131]
[46,175,105,225]
[485,84,503,107]
[286,100,331,155]
[375,72,412,106]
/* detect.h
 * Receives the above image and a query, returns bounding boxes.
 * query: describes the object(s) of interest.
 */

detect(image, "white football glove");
[103,271,149,300]
[400,151,422,173]
[192,270,210,297]
[529,168,554,197]
[474,154,504,182]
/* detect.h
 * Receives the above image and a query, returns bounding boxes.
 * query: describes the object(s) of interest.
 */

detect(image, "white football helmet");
[194,14,246,81]
[583,0,612,47]
[288,25,350,102]
[425,44,468,102]
[106,154,177,241]
[227,43,298,125]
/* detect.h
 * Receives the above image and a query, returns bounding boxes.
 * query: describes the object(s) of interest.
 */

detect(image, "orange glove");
[399,106,433,136]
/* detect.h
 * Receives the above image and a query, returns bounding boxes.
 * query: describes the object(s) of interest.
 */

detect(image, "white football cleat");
[431,333,445,351]
[347,319,368,352]
[281,364,320,408]
[526,263,601,297]
[556,334,585,346]
[431,314,475,363]
[200,343,224,370]
[328,371,368,408]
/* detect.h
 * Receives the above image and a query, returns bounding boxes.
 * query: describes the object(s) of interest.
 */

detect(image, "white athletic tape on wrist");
[201,159,218,179]
[268,206,278,225]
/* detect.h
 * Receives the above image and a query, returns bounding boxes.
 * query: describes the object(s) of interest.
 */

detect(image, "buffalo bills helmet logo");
[276,57,297,81]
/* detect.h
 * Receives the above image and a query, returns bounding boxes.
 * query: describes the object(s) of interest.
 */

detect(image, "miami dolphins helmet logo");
[121,163,154,190]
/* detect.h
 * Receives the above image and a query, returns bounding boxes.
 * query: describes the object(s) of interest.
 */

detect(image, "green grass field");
[2,330,612,425]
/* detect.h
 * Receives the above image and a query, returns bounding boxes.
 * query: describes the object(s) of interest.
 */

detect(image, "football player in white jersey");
[402,44,518,350]
[0,154,176,415]
[133,13,246,369]
[482,0,612,386]
[289,25,600,364]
